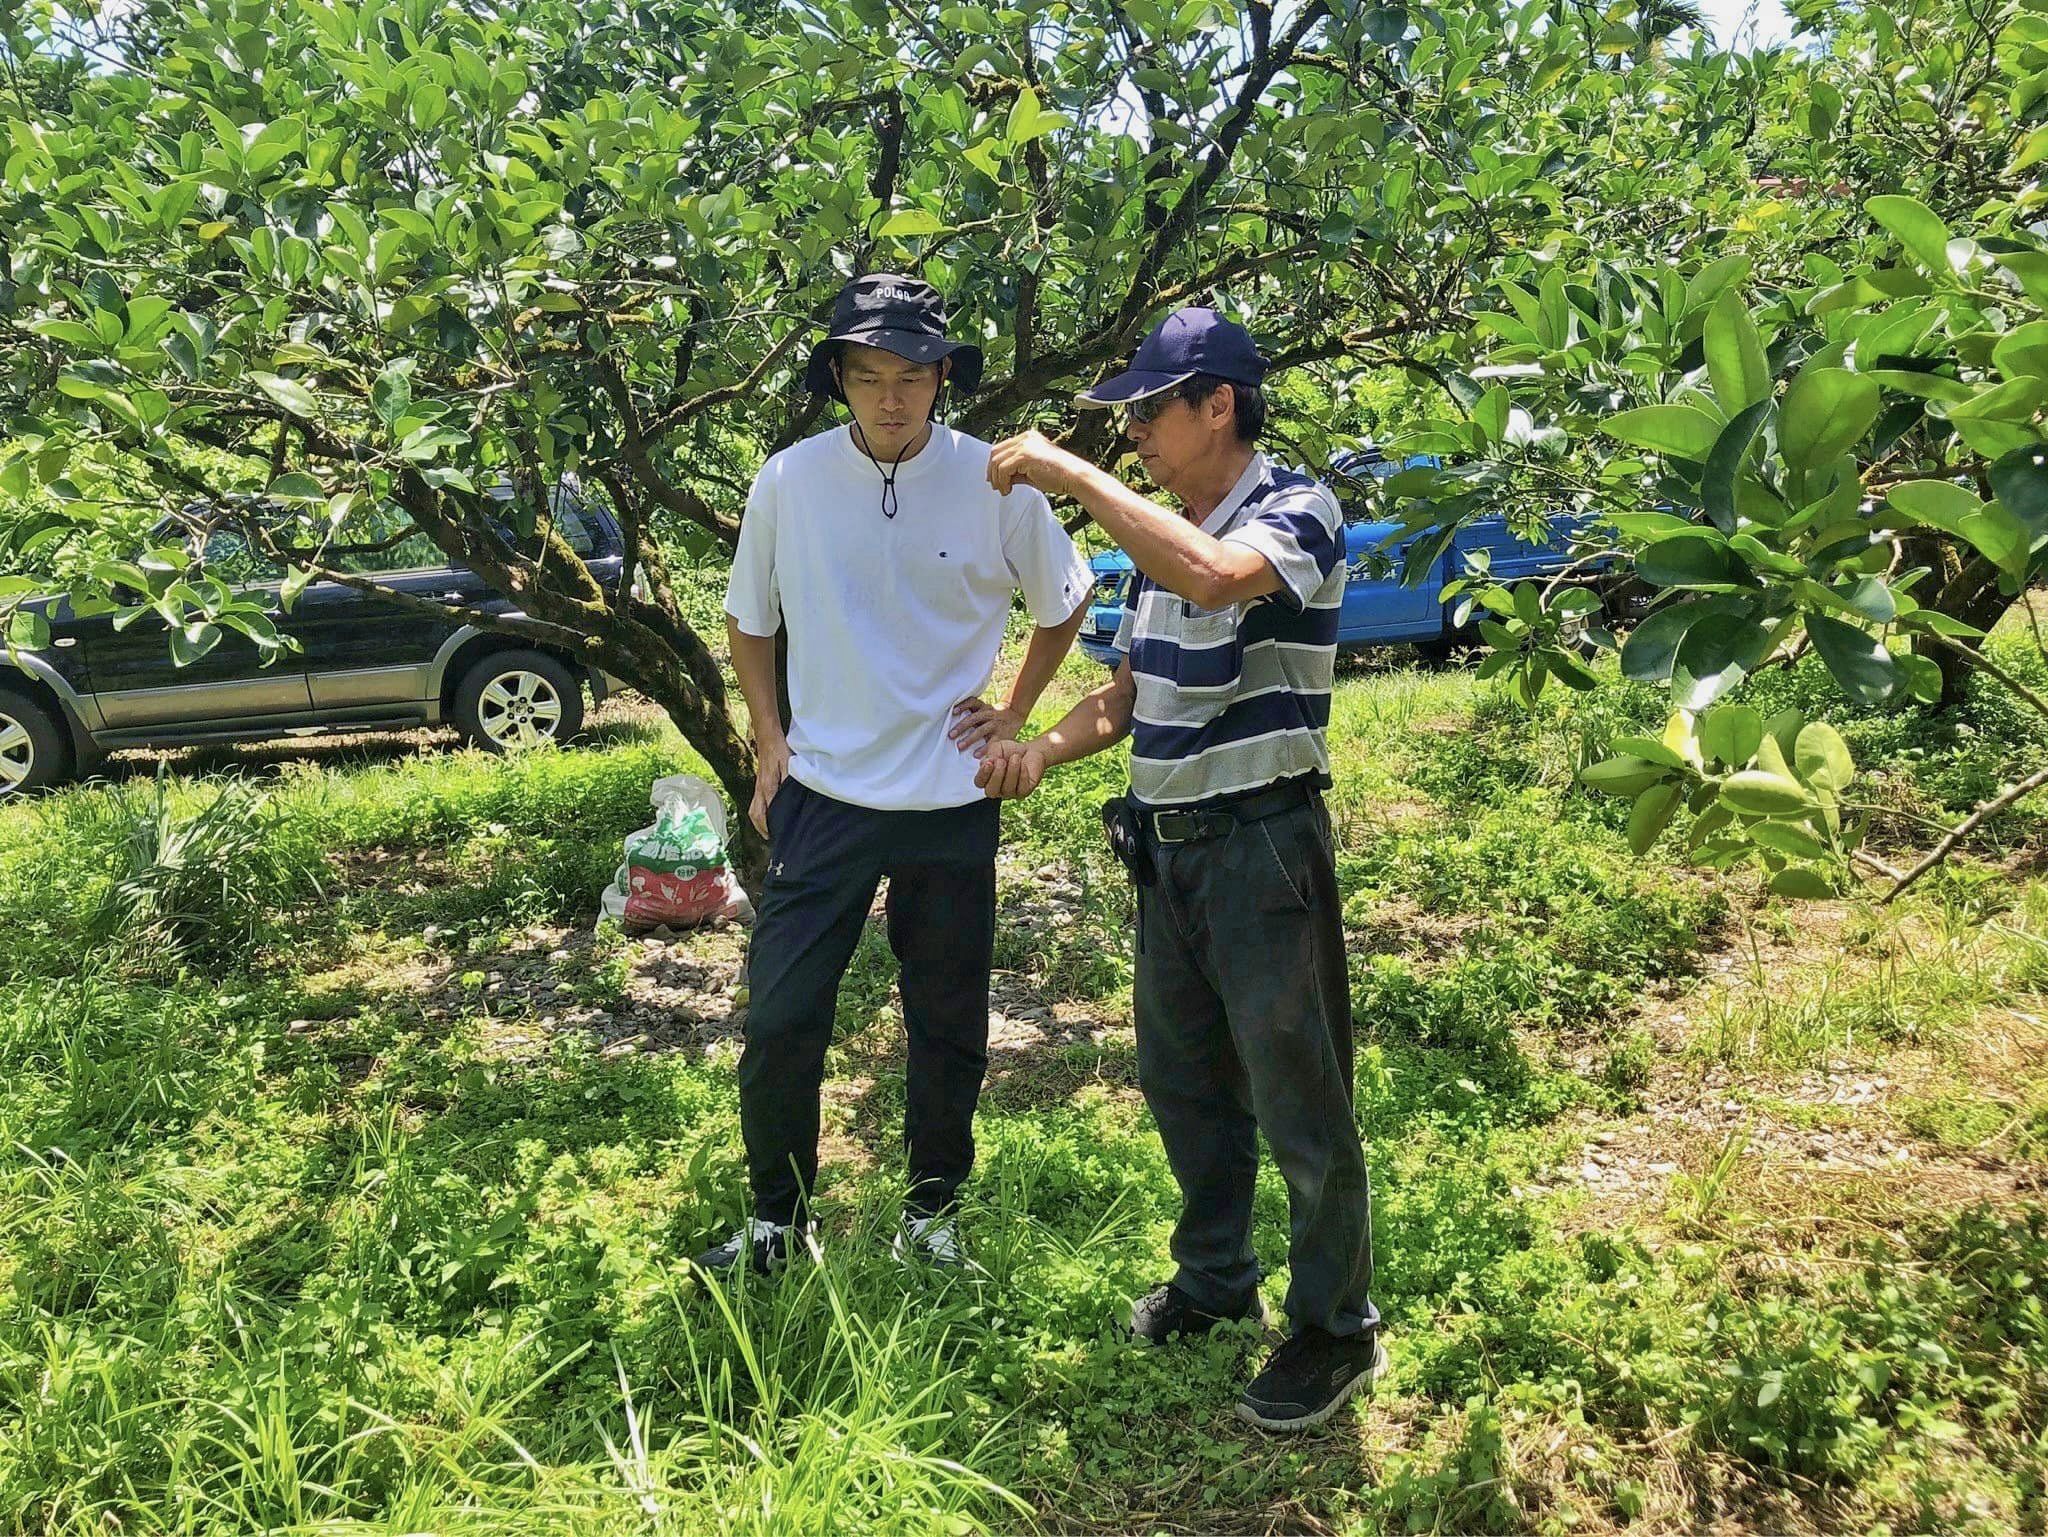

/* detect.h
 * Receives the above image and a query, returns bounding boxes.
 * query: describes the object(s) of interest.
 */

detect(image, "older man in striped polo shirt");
[963,308,1381,1433]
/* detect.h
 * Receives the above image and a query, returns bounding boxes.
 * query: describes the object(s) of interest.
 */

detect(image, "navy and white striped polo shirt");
[1112,453,1345,807]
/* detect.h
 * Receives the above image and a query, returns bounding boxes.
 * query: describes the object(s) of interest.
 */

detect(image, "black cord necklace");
[851,384,949,520]
[853,422,922,520]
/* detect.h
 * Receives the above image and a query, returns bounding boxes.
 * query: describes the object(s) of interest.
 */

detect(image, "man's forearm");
[1064,463,1261,609]
[725,619,785,745]
[1003,600,1090,720]
[1035,671,1134,768]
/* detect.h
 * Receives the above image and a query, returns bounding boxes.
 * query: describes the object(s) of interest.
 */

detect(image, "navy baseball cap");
[1075,306,1268,408]
[804,273,984,400]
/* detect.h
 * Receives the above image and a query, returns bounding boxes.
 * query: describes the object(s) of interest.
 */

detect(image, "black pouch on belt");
[1100,794,1158,887]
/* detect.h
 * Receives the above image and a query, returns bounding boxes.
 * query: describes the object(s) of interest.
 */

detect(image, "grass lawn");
[0,637,2044,1534]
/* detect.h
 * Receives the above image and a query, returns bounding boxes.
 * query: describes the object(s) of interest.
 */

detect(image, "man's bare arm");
[727,616,792,835]
[975,656,1138,800]
[1061,462,1281,610]
[951,597,1090,753]
[1037,654,1137,767]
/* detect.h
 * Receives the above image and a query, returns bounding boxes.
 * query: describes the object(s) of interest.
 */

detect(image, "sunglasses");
[1124,392,1181,426]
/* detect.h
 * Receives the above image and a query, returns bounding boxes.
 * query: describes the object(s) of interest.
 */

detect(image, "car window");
[490,499,600,558]
[330,514,448,575]
[552,505,598,557]
[198,527,284,586]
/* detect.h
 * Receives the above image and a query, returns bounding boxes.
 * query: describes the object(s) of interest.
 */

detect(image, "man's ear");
[1211,383,1237,433]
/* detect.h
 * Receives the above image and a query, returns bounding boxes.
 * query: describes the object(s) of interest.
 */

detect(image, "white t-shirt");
[724,423,1093,812]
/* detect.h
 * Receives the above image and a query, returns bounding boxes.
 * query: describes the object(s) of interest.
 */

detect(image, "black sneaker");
[691,1219,804,1276]
[1128,1282,1267,1346]
[1236,1326,1389,1432]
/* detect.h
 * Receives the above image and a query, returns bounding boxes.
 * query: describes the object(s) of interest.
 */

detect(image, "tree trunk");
[1925,554,2015,710]
[585,610,769,896]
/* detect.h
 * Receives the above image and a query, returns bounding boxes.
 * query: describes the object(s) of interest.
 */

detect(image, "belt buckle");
[1153,810,1201,844]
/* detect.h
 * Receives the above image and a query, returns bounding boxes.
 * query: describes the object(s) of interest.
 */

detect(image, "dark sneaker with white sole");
[1128,1282,1268,1345]
[691,1219,806,1276]
[1236,1327,1389,1432]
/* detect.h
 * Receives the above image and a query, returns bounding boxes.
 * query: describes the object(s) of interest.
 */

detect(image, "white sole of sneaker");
[1233,1336,1390,1433]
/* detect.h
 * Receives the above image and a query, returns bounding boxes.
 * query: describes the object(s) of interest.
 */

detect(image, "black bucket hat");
[804,273,985,401]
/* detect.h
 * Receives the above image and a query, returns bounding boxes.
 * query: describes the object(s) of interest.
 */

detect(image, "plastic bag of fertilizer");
[598,774,753,933]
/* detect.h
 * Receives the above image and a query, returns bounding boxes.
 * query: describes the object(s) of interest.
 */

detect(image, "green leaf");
[1702,398,1773,534]
[1620,602,1706,683]
[1868,195,1956,275]
[1997,250,2048,307]
[1898,651,1943,703]
[1825,576,1897,625]
[1779,367,1880,473]
[1769,867,1836,899]
[1794,722,1854,793]
[1638,534,1745,590]
[1946,376,2048,423]
[373,366,412,428]
[1705,289,1771,414]
[1862,368,1975,404]
[963,139,1004,179]
[1628,783,1683,855]
[1608,735,1693,771]
[1700,704,1764,768]
[1475,385,1509,446]
[1957,503,2030,575]
[251,371,319,417]
[267,472,323,502]
[1952,416,2040,460]
[1685,254,1751,316]
[1720,770,1812,815]
[877,210,950,238]
[1992,321,2048,383]
[1750,821,1829,860]
[169,621,222,666]
[6,609,52,651]
[1579,756,1671,797]
[1887,479,1982,535]
[1806,612,1899,704]
[1989,445,2048,537]
[1603,511,1700,541]
[1006,88,1046,145]
[1603,404,1722,459]
[1364,5,1408,44]
[1672,608,1772,710]
[280,564,315,613]
[1727,533,1805,576]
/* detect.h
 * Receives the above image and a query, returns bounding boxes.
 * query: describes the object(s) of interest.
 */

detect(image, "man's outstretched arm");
[951,596,1090,754]
[976,657,1137,800]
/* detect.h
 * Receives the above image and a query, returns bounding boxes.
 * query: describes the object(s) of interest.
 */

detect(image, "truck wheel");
[0,688,74,798]
[454,650,585,753]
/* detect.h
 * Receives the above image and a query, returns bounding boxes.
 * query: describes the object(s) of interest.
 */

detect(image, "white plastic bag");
[597,773,754,933]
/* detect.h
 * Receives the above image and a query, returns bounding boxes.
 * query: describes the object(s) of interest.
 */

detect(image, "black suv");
[0,488,628,797]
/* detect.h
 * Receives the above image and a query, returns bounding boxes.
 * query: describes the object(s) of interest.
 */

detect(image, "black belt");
[1141,778,1316,845]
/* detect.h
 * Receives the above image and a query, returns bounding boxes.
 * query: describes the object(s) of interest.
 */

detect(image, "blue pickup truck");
[1077,452,1598,666]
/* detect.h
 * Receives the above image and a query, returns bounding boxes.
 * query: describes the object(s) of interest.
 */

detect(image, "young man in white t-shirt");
[697,273,1093,1274]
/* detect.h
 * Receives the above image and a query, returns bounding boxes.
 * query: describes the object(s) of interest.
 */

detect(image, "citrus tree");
[1369,0,2048,897]
[2,0,1700,870]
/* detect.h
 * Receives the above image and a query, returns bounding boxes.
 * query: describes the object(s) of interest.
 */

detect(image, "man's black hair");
[1180,374,1266,444]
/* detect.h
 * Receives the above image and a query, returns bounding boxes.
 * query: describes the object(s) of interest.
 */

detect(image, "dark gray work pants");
[1133,793,1378,1337]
